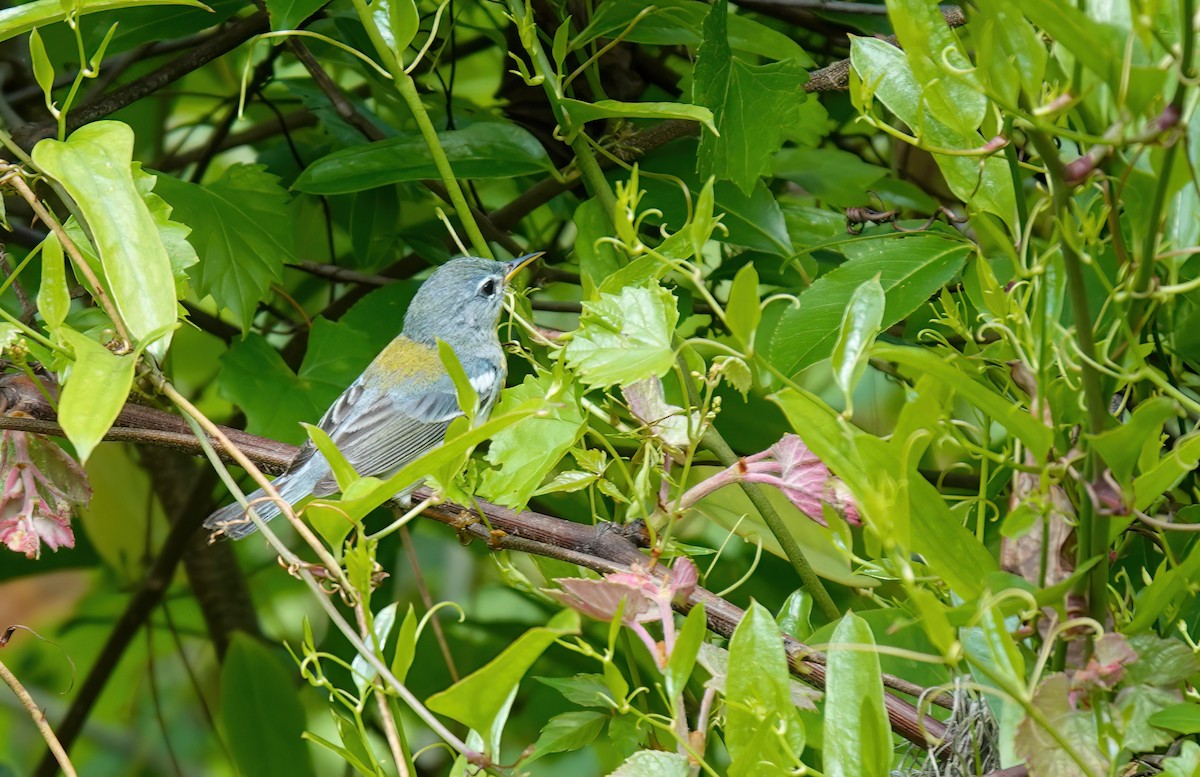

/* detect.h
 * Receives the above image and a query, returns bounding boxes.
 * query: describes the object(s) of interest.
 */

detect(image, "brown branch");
[0,373,947,751]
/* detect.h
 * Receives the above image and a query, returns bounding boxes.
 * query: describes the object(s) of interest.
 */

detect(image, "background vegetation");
[1,0,1199,775]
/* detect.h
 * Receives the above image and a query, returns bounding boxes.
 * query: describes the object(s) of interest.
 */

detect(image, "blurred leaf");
[480,371,586,509]
[0,0,207,43]
[693,0,808,194]
[560,98,715,140]
[294,123,554,194]
[765,234,970,377]
[824,612,888,777]
[58,328,135,464]
[725,602,804,776]
[220,634,316,777]
[565,284,679,388]
[609,750,690,777]
[575,198,623,291]
[1159,742,1200,777]
[154,164,291,331]
[349,186,400,270]
[426,609,580,749]
[34,121,178,358]
[219,319,375,444]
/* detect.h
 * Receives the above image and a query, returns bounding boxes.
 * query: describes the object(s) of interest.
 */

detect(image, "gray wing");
[305,362,502,496]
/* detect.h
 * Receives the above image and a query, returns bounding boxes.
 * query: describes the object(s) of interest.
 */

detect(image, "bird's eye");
[479,278,498,297]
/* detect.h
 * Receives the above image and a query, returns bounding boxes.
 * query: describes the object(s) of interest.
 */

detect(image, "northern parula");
[204,253,541,540]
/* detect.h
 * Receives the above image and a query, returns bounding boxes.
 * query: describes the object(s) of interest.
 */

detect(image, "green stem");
[1027,128,1111,624]
[348,0,492,259]
[505,0,618,219]
[700,426,839,621]
[1129,0,1194,329]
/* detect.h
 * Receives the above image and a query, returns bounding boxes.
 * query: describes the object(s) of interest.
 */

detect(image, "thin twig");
[0,656,78,777]
[0,166,132,346]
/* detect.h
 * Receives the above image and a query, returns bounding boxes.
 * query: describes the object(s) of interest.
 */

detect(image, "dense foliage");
[2,0,1200,775]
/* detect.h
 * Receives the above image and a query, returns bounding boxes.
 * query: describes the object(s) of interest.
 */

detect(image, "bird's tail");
[203,469,318,540]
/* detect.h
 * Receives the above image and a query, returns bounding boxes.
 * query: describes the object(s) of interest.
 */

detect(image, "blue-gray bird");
[204,253,540,540]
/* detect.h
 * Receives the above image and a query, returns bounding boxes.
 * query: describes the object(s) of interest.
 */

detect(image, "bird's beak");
[504,251,543,282]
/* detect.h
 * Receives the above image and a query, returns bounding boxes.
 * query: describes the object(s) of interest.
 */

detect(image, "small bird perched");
[204,253,541,540]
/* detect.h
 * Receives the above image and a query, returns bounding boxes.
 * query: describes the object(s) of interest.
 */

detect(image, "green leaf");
[725,262,760,352]
[575,0,811,65]
[153,164,291,332]
[480,371,586,509]
[293,123,555,195]
[265,0,327,30]
[665,602,706,702]
[1133,433,1200,512]
[1089,396,1178,483]
[437,338,478,422]
[824,612,889,777]
[390,604,418,682]
[0,0,208,43]
[1159,741,1200,777]
[564,284,679,388]
[350,601,398,695]
[885,0,985,136]
[850,37,1015,225]
[773,148,889,208]
[771,387,997,596]
[971,2,1047,105]
[639,140,793,256]
[220,634,316,777]
[58,328,136,464]
[536,673,613,708]
[693,0,808,194]
[873,343,1053,461]
[1007,0,1126,93]
[219,318,376,444]
[33,122,178,358]
[526,711,607,763]
[765,234,970,377]
[725,602,805,776]
[28,28,54,107]
[1151,703,1200,735]
[1014,674,1107,777]
[831,275,884,414]
[575,198,623,292]
[426,609,579,750]
[609,750,690,777]
[559,98,715,140]
[132,164,198,288]
[38,234,70,332]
